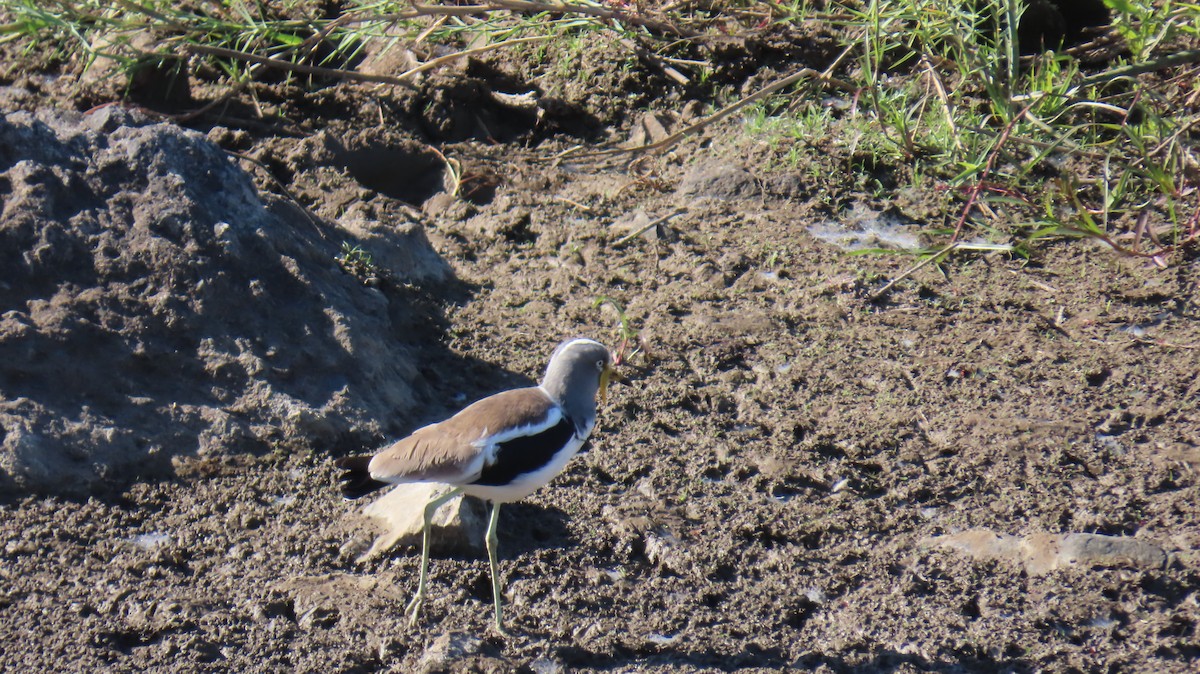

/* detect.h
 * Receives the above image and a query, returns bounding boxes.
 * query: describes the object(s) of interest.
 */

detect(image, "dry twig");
[183,34,550,91]
[612,208,688,246]
[950,102,1034,243]
[392,34,551,81]
[343,2,695,37]
[549,67,853,161]
[869,243,957,302]
[183,43,420,89]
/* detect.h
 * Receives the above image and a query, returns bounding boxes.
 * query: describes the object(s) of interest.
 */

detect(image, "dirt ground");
[2,7,1199,674]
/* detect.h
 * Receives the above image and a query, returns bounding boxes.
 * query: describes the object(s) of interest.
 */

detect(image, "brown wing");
[367,387,558,484]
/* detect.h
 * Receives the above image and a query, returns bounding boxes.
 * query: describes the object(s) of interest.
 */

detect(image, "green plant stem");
[869,243,958,301]
[1076,49,1200,89]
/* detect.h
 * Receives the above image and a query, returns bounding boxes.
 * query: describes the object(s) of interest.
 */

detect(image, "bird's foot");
[405,595,424,626]
[491,599,509,637]
[491,611,509,637]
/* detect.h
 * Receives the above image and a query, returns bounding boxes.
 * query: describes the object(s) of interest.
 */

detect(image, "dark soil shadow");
[495,501,575,557]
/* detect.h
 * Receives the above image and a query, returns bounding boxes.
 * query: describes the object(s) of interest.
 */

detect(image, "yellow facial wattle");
[599,365,612,405]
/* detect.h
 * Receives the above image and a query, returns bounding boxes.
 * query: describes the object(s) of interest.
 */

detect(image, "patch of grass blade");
[3,0,1194,264]
[747,0,1199,262]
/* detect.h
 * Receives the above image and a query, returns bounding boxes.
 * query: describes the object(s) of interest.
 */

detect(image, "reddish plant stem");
[950,102,1034,244]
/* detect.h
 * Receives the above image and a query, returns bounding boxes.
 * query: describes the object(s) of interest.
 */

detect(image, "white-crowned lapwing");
[335,338,614,633]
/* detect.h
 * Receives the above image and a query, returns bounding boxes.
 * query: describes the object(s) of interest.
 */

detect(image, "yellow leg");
[486,502,507,634]
[405,487,462,625]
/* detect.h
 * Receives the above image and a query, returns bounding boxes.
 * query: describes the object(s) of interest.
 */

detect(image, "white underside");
[461,431,589,502]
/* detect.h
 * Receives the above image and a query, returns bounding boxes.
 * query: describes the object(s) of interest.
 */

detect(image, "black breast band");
[473,416,578,486]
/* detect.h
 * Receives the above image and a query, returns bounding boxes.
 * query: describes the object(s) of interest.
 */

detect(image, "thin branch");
[959,124,1107,160]
[393,34,551,81]
[484,1,698,37]
[183,43,420,89]
[609,33,690,86]
[546,34,859,162]
[348,4,509,24]
[171,74,257,122]
[1133,337,1200,350]
[341,2,696,37]
[550,67,853,160]
[869,243,958,302]
[183,33,550,91]
[228,151,327,232]
[612,208,688,246]
[950,102,1034,243]
[869,242,1014,301]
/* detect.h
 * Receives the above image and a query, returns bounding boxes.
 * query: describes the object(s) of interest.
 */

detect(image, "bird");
[334,338,614,633]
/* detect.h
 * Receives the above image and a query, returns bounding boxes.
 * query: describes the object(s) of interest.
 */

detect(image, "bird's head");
[544,338,614,408]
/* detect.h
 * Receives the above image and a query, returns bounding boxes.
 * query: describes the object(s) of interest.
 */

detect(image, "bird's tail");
[334,455,389,500]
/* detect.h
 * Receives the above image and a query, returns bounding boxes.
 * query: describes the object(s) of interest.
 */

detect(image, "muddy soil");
[2,9,1199,674]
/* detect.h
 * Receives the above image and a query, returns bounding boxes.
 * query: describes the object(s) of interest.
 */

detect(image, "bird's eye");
[596,359,605,370]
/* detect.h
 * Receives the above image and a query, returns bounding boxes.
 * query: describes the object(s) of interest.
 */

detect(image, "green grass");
[593,296,642,364]
[336,242,380,285]
[2,0,1196,262]
[753,0,1200,259]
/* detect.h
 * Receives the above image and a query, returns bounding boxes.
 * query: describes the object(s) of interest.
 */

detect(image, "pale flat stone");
[925,528,1022,561]
[358,483,487,561]
[922,528,1168,576]
[1023,532,1168,575]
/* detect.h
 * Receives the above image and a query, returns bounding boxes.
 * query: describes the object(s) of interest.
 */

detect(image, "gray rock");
[675,161,760,201]
[0,108,451,494]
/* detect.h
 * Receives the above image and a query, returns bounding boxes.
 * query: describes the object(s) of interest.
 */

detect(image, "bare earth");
[1,15,1199,674]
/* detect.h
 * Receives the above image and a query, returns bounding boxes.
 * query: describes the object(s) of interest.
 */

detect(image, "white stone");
[358,483,488,561]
